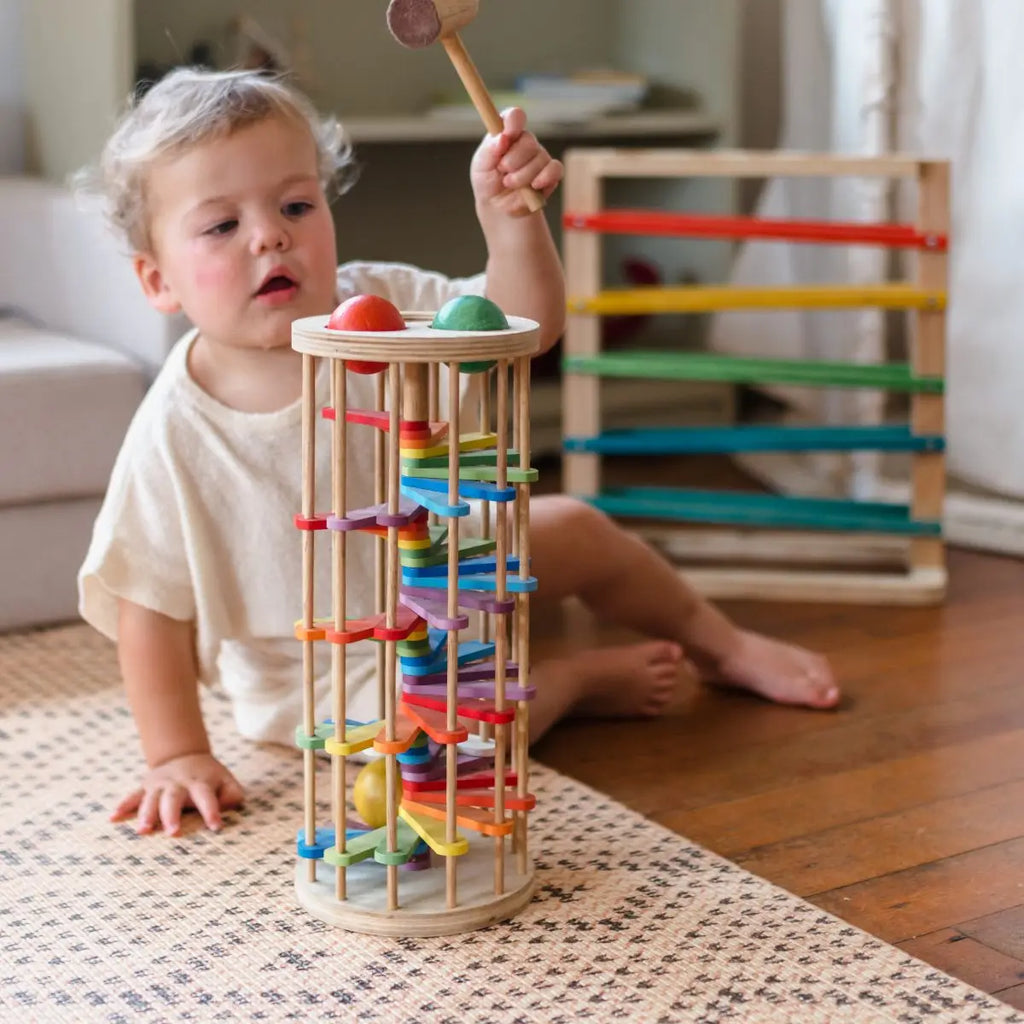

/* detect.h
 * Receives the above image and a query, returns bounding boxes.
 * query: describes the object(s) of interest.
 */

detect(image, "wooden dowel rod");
[428,362,441,530]
[375,373,386,720]
[510,362,520,655]
[515,356,532,871]
[331,358,348,900]
[301,353,318,884]
[429,362,440,422]
[493,360,509,893]
[386,363,401,910]
[479,376,492,648]
[446,360,461,909]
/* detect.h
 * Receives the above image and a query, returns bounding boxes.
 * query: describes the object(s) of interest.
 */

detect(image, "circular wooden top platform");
[291,311,541,363]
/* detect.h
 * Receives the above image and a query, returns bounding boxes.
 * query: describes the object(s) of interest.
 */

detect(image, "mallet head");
[386,0,480,49]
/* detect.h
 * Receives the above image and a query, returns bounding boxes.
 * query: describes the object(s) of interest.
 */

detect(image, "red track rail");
[563,209,948,250]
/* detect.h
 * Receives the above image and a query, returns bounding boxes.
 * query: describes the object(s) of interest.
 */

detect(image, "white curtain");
[711,0,1024,510]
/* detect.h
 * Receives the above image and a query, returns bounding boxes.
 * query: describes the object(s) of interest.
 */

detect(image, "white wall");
[135,0,618,118]
[11,0,752,277]
[24,0,133,182]
[0,0,25,172]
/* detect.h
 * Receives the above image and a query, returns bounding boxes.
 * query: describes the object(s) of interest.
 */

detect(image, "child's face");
[135,113,338,352]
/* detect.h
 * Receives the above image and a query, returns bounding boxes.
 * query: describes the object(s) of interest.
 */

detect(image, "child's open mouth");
[255,272,299,304]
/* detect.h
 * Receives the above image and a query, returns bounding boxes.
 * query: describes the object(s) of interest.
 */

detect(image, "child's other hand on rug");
[110,752,244,836]
[111,601,243,835]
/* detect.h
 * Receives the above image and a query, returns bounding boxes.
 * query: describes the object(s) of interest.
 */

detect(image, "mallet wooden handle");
[441,34,546,215]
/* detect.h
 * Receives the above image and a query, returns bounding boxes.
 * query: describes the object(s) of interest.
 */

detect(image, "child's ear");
[133,252,182,314]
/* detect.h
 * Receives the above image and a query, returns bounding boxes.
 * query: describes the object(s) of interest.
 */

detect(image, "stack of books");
[428,70,649,123]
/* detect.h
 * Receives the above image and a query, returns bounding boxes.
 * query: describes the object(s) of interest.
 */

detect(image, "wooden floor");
[532,537,1024,1008]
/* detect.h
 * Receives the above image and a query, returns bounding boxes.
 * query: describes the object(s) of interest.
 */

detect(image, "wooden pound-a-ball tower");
[291,294,540,936]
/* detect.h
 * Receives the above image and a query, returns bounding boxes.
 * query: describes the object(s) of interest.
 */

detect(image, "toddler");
[78,68,838,838]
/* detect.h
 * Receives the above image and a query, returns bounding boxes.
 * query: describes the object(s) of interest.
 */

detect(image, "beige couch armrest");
[0,177,187,375]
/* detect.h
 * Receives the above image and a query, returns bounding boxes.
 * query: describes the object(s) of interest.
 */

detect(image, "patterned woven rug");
[2,624,1022,1024]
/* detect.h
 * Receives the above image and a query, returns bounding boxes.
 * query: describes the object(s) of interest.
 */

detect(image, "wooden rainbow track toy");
[562,149,950,605]
[291,296,539,936]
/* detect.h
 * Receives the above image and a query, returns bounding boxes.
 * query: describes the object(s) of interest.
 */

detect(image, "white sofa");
[0,177,185,631]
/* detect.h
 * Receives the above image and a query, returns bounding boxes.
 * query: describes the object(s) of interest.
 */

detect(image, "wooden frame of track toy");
[562,148,949,606]
[291,304,540,936]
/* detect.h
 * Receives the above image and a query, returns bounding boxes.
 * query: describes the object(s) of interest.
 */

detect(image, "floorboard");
[531,455,1024,1002]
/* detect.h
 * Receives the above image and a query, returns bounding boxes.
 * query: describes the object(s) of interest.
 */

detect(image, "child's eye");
[204,219,238,236]
[283,201,314,218]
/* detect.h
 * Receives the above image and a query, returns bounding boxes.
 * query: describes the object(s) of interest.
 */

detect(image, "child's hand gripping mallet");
[386,0,546,214]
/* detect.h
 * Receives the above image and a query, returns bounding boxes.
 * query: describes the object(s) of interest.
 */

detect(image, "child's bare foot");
[703,629,839,710]
[573,641,685,717]
[529,641,684,741]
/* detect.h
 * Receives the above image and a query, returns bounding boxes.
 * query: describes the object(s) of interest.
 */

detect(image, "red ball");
[327,294,404,375]
[328,294,405,332]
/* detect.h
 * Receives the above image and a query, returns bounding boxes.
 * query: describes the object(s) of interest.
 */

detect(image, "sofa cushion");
[0,319,146,505]
[0,497,103,630]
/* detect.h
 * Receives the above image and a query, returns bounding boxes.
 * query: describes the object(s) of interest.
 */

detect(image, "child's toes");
[644,693,672,715]
[807,668,840,708]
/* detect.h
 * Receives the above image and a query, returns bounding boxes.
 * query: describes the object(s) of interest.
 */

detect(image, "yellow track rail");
[568,283,946,315]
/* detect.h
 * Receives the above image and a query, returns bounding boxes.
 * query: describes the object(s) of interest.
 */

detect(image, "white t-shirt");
[79,260,486,746]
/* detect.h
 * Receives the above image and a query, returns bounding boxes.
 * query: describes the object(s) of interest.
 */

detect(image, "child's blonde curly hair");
[84,67,357,252]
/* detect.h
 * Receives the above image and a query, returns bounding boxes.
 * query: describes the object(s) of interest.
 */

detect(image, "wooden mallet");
[386,0,546,214]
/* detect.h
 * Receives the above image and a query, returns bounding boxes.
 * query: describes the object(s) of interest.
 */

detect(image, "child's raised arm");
[470,107,566,353]
[110,599,244,835]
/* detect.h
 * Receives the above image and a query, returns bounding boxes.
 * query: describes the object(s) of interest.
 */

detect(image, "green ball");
[431,295,509,332]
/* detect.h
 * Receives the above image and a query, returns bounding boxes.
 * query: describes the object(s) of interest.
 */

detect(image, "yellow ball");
[352,758,400,828]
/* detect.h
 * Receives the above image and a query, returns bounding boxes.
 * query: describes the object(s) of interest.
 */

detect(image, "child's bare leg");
[528,496,839,721]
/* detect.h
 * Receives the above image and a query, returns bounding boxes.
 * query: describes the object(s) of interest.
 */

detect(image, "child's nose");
[251,218,290,254]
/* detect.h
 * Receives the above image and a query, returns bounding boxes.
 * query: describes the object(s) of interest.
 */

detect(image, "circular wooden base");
[295,838,535,937]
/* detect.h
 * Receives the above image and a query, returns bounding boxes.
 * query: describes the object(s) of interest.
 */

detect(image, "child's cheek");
[192,259,235,294]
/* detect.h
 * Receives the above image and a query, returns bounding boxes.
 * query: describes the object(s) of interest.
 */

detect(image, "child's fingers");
[497,134,544,175]
[110,789,143,822]
[476,131,512,173]
[189,782,223,832]
[218,775,245,810]
[502,151,554,193]
[135,788,161,834]
[158,784,186,837]
[476,107,527,173]
[531,158,564,196]
[499,106,527,138]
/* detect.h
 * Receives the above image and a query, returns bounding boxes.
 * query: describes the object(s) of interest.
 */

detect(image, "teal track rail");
[587,487,942,536]
[564,351,944,393]
[564,424,945,456]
